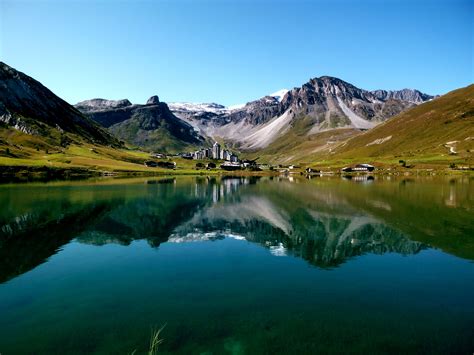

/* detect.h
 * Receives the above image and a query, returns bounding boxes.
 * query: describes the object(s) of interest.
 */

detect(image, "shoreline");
[1,163,472,184]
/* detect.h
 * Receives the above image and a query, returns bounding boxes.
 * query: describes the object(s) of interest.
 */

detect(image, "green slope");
[243,113,362,164]
[250,85,473,168]
[329,84,474,165]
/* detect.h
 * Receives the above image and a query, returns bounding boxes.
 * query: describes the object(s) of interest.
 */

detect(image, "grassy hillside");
[247,85,473,169]
[77,100,204,154]
[0,125,205,176]
[243,113,362,163]
[321,85,474,166]
[0,62,118,147]
[108,117,201,154]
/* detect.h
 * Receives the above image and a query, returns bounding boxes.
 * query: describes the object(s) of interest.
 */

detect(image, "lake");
[0,175,473,354]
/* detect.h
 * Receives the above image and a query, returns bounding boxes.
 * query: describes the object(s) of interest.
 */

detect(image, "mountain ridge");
[75,95,204,153]
[331,84,473,161]
[74,76,434,154]
[163,76,434,152]
[0,62,118,146]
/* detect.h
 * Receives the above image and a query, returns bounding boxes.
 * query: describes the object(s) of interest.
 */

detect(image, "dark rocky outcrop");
[0,62,118,146]
[74,98,132,113]
[75,96,203,152]
[225,95,284,125]
[146,95,160,105]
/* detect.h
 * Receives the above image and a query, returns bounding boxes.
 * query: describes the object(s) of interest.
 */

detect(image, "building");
[341,164,375,172]
[189,144,240,163]
[221,149,231,161]
[193,150,204,160]
[229,154,239,163]
[212,142,221,159]
[241,159,257,168]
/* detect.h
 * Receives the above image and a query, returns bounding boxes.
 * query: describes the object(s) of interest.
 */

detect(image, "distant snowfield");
[169,89,288,116]
[269,89,289,102]
[168,102,228,114]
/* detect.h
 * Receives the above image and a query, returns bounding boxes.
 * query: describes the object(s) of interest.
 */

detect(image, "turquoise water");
[0,176,473,354]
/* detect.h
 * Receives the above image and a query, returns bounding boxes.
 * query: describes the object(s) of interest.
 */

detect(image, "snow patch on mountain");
[168,102,228,114]
[269,89,289,102]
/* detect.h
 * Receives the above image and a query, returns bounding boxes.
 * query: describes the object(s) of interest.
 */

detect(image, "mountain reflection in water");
[0,175,472,283]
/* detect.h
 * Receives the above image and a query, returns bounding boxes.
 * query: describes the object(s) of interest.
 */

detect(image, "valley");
[0,61,472,178]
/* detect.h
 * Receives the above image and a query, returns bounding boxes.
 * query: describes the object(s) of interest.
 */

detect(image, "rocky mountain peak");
[371,88,435,103]
[146,95,160,105]
[74,98,132,113]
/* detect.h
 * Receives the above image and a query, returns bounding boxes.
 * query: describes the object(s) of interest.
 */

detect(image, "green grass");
[316,85,474,166]
[0,126,211,175]
[2,85,472,174]
[148,325,166,355]
[0,126,279,178]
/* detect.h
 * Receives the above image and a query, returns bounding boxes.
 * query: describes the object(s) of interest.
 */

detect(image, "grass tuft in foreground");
[149,324,166,355]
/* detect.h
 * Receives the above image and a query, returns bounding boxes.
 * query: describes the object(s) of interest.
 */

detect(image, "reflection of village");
[192,176,259,203]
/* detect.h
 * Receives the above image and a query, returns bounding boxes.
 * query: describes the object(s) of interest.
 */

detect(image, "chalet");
[305,167,321,174]
[181,153,193,160]
[152,153,166,159]
[146,160,176,169]
[341,164,375,173]
[144,160,158,167]
[157,161,176,169]
[241,159,258,168]
[220,162,242,171]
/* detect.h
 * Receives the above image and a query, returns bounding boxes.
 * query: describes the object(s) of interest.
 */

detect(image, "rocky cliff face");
[225,95,284,125]
[75,98,133,113]
[75,95,204,152]
[170,76,432,150]
[0,62,117,145]
[280,76,411,124]
[371,88,435,103]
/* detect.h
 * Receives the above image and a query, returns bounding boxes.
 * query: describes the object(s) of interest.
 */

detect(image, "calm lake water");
[0,175,473,354]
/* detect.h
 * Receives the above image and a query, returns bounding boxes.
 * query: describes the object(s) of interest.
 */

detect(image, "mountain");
[0,63,193,175]
[172,76,433,152]
[0,62,117,146]
[329,84,474,162]
[371,89,435,103]
[76,95,204,152]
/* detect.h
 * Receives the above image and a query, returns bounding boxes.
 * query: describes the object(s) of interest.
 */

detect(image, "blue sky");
[1,0,472,105]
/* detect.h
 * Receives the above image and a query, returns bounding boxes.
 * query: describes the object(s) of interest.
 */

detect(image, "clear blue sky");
[1,0,472,105]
